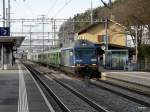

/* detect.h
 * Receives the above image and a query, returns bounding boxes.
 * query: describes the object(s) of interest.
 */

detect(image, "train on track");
[28,39,104,78]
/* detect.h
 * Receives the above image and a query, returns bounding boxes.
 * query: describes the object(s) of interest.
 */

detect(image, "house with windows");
[75,19,131,69]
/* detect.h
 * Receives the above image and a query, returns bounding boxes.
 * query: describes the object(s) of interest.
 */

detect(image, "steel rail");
[25,63,110,112]
[25,64,71,112]
[98,77,150,97]
[91,80,150,107]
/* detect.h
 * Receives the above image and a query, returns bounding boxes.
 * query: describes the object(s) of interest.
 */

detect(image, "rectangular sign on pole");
[0,27,10,36]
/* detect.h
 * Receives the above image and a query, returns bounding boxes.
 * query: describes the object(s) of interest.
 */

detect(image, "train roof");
[30,49,61,56]
[62,39,96,49]
[47,49,61,53]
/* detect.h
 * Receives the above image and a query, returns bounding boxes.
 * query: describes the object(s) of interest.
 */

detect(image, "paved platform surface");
[103,71,150,87]
[0,70,19,112]
[0,62,53,112]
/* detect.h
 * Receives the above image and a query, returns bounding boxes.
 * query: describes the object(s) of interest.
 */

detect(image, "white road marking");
[25,66,55,112]
[17,63,29,112]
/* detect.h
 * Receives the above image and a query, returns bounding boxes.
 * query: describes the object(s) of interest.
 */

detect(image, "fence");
[128,58,150,71]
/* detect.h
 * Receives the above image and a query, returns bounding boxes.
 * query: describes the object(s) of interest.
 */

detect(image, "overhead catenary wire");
[23,1,36,17]
[53,0,72,18]
[46,0,59,17]
[13,0,34,18]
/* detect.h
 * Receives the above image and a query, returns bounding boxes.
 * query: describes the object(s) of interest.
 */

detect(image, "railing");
[127,60,150,71]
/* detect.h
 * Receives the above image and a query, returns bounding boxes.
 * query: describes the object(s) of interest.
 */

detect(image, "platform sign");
[0,27,10,36]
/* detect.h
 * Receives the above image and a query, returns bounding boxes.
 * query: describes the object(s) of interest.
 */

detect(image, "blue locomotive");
[29,39,101,78]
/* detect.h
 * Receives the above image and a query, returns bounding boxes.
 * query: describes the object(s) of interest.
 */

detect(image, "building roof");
[78,19,126,35]
[0,36,25,47]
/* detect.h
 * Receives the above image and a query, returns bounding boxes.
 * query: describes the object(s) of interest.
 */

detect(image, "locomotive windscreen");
[75,48,96,57]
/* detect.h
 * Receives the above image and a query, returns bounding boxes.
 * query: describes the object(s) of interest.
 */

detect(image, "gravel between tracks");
[51,73,150,112]
[102,77,150,93]
[37,74,99,112]
[26,61,150,112]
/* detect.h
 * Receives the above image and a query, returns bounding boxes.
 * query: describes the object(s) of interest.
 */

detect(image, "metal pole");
[90,0,93,24]
[3,0,5,27]
[21,19,24,35]
[73,18,75,32]
[42,16,45,52]
[105,18,108,50]
[135,28,138,63]
[51,18,54,48]
[1,44,4,70]
[109,0,112,8]
[30,28,31,52]
[6,8,8,27]
[8,0,11,28]
[48,32,50,49]
[63,24,65,46]
[53,19,56,48]
[24,24,36,52]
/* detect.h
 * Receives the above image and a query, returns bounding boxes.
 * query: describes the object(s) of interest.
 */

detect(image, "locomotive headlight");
[77,64,80,66]
[92,64,96,66]
[91,59,97,62]
[76,60,82,62]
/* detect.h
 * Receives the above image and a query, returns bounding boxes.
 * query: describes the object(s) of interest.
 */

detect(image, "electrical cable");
[46,0,59,16]
[13,0,31,17]
[53,0,72,18]
[23,1,36,17]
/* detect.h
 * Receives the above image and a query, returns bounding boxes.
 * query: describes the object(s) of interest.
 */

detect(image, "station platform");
[0,62,53,112]
[102,71,150,87]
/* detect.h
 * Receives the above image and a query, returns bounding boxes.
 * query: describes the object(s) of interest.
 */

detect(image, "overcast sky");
[0,0,112,34]
[0,0,110,19]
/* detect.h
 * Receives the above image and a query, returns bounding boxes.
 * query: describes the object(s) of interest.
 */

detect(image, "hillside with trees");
[59,0,150,32]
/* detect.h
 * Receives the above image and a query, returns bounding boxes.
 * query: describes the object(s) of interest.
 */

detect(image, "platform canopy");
[0,36,25,48]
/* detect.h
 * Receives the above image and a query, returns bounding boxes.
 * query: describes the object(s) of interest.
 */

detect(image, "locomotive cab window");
[75,48,96,57]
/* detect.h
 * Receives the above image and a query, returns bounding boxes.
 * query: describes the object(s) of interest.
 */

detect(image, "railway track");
[24,61,150,111]
[99,76,150,97]
[24,63,110,112]
[47,66,150,107]
[45,70,150,111]
[91,79,150,107]
[26,64,71,112]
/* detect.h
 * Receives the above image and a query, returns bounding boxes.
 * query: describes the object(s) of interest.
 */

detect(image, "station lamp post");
[100,0,112,50]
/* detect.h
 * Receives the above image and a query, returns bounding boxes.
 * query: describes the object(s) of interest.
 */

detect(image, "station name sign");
[0,27,10,36]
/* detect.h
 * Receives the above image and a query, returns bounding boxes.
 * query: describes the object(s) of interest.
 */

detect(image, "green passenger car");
[48,49,61,68]
[33,49,61,68]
